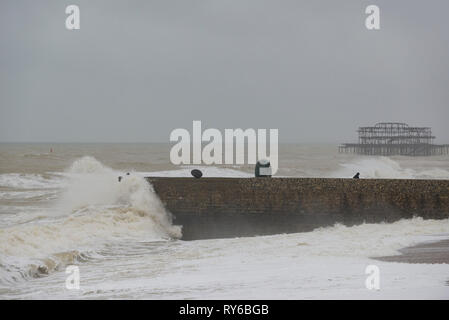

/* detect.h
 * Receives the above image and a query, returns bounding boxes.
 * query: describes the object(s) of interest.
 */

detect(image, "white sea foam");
[331,157,449,179]
[211,217,449,259]
[1,149,449,298]
[0,157,181,284]
[139,217,449,299]
[0,190,58,201]
[5,217,447,299]
[0,173,63,189]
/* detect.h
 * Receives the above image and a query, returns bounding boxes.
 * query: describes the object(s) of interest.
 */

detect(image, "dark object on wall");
[255,159,271,177]
[191,169,203,179]
[353,172,360,179]
[118,176,122,182]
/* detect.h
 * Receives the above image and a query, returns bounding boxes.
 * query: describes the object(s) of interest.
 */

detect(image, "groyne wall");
[146,177,449,240]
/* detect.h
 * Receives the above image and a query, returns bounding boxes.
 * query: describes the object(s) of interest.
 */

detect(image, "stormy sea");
[0,143,448,299]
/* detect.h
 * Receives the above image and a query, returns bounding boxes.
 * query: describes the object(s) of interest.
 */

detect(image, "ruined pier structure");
[339,122,449,156]
[147,177,449,240]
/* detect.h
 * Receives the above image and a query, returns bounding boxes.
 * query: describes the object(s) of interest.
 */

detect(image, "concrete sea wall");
[146,177,449,240]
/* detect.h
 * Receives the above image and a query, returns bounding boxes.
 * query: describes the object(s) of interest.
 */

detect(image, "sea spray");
[331,157,449,179]
[58,156,181,238]
[0,156,181,284]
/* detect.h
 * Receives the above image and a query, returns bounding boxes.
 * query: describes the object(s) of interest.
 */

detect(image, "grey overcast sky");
[1,0,448,143]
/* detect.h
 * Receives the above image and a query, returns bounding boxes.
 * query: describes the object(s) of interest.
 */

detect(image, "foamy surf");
[0,157,181,285]
[0,173,64,189]
[1,146,449,299]
[331,157,449,179]
[4,216,447,299]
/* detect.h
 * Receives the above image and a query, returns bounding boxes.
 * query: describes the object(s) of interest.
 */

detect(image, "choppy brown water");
[1,143,449,299]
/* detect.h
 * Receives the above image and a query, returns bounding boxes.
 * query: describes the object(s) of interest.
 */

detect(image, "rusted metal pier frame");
[339,122,449,156]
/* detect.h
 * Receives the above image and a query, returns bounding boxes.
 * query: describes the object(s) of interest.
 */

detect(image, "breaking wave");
[201,217,449,259]
[0,157,181,284]
[331,157,449,179]
[0,173,64,189]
